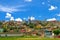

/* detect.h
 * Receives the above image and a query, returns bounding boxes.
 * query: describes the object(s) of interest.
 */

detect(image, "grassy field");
[0,36,60,40]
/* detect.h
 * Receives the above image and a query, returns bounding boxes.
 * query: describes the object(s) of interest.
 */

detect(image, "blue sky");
[0,0,60,21]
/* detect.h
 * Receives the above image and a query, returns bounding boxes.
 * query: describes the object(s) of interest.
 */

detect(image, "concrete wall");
[0,34,23,37]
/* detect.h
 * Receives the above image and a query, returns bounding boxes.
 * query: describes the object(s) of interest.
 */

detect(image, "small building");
[44,29,53,38]
[0,28,4,33]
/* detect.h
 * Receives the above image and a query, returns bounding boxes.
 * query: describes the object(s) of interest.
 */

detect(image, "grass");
[0,36,60,40]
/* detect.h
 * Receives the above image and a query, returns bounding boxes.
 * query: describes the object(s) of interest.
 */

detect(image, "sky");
[0,0,60,21]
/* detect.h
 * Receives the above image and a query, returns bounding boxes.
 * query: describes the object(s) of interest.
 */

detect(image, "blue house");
[44,29,52,38]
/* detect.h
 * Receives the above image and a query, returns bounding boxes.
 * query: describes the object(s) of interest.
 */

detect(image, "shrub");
[3,28,7,32]
[53,29,60,35]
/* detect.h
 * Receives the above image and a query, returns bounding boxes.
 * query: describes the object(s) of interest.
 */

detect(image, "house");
[0,28,4,33]
[44,29,53,38]
[39,28,53,38]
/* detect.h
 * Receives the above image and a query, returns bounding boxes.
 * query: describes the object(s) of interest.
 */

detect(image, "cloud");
[10,17,23,22]
[56,13,60,16]
[15,18,22,22]
[5,12,22,21]
[5,13,11,18]
[49,5,57,10]
[10,17,14,21]
[25,0,32,2]
[46,18,56,21]
[0,5,26,13]
[0,5,18,13]
[5,12,14,21]
[28,16,35,20]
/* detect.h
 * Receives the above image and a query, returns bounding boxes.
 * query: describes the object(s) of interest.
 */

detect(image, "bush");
[3,28,7,32]
[10,27,14,30]
[53,29,60,35]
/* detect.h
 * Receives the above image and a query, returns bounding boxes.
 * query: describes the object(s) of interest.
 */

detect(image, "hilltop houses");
[0,20,60,37]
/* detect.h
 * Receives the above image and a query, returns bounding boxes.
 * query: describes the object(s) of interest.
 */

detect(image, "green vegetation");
[0,37,60,40]
[53,29,60,35]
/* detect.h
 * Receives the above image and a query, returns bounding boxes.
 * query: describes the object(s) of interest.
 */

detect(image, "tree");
[3,28,7,32]
[53,29,60,35]
[28,23,35,28]
[0,21,2,25]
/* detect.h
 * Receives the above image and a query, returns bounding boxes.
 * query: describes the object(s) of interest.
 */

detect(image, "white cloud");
[5,13,11,18]
[46,18,56,21]
[5,13,23,21]
[5,12,14,21]
[15,18,22,22]
[0,5,18,13]
[25,0,32,2]
[28,16,35,20]
[49,5,57,10]
[56,13,60,16]
[10,17,14,21]
[0,5,26,13]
